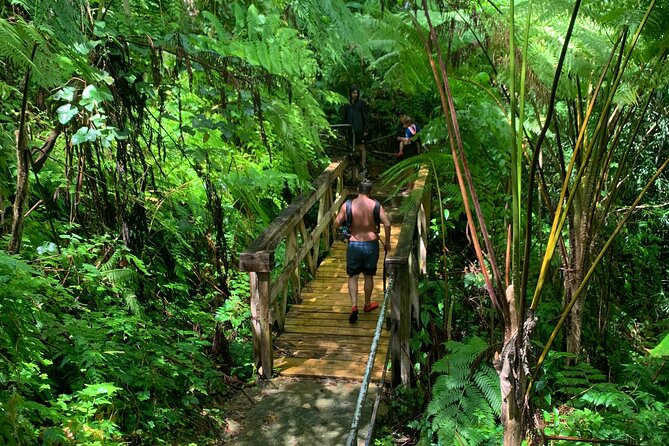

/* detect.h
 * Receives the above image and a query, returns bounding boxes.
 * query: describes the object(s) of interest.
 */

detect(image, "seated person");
[397,115,420,159]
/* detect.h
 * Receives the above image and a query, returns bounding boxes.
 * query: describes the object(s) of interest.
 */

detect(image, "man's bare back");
[349,196,381,242]
[334,179,391,322]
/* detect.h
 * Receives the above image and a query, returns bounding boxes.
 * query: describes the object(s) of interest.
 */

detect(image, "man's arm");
[334,204,346,229]
[380,206,391,251]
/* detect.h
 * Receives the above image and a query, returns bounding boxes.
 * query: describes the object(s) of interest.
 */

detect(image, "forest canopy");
[1,0,668,444]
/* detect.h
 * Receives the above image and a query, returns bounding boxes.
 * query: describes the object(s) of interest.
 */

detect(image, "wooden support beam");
[239,250,274,273]
[385,165,432,387]
[269,193,346,304]
[389,264,411,386]
[250,271,272,379]
[316,189,330,269]
[299,219,316,277]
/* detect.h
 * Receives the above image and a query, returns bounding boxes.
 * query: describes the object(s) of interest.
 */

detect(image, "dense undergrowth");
[370,210,669,445]
[0,236,254,444]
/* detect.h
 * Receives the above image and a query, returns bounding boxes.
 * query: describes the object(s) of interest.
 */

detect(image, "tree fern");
[1,0,89,88]
[421,337,501,445]
[0,17,46,74]
[580,383,635,410]
[285,0,370,66]
[538,351,608,400]
[543,378,669,445]
[362,8,436,95]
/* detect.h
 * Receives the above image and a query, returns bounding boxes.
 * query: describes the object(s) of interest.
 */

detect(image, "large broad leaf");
[649,332,669,358]
[80,84,113,111]
[71,126,100,145]
[56,103,78,124]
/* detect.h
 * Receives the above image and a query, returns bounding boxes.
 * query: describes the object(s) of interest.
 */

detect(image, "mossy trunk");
[8,134,30,254]
[496,286,537,446]
[7,45,36,254]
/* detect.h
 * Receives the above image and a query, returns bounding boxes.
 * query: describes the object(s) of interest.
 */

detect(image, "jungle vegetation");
[1,0,668,445]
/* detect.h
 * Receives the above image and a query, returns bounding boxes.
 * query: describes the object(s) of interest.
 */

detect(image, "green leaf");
[71,126,89,145]
[54,86,76,102]
[71,127,100,145]
[56,103,78,124]
[649,332,669,358]
[80,84,113,111]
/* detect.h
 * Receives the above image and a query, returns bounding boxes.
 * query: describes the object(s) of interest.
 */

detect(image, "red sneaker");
[364,302,379,312]
[349,306,359,323]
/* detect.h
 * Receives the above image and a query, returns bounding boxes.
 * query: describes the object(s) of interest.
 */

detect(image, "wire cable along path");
[239,159,431,443]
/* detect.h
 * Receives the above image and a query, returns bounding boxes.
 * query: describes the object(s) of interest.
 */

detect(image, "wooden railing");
[385,166,431,386]
[239,160,348,378]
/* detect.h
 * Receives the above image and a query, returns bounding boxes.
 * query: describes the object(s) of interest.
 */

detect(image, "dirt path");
[221,377,384,445]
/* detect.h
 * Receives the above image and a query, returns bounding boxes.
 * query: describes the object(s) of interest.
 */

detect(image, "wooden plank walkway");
[274,215,402,381]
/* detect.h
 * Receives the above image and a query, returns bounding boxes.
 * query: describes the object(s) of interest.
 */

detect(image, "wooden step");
[276,332,385,349]
[271,221,401,380]
[274,357,387,381]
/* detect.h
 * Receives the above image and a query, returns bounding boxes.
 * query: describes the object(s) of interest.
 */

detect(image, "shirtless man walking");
[335,180,391,323]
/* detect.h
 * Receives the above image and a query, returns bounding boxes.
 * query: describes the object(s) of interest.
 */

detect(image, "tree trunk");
[495,286,530,445]
[211,322,233,374]
[566,297,584,356]
[7,45,37,254]
[495,285,539,445]
[7,131,30,254]
[565,248,586,357]
[565,182,589,358]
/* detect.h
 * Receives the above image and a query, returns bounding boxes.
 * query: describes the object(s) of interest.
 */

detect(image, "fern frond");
[100,249,123,272]
[101,268,137,288]
[124,292,142,316]
[0,16,74,88]
[424,337,500,445]
[246,4,263,41]
[286,0,371,65]
[474,366,502,415]
[581,383,635,410]
[0,18,40,70]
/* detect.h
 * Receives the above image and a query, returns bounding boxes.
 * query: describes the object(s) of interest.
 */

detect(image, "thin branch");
[412,1,504,315]
[521,0,582,308]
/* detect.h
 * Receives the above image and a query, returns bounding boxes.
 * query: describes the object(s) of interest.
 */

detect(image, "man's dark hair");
[358,179,372,195]
[350,84,360,94]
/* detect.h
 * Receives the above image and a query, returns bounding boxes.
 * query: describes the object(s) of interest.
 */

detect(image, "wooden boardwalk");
[274,217,402,381]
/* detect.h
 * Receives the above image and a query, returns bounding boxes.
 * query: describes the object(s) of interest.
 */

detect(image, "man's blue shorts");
[346,240,379,277]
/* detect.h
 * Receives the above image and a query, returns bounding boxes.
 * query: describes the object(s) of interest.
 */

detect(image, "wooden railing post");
[389,263,412,387]
[386,165,432,387]
[242,250,274,379]
[317,188,332,258]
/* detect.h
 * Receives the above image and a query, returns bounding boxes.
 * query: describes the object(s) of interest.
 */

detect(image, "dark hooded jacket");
[342,85,369,145]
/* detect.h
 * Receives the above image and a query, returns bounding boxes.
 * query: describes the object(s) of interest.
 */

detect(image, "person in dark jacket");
[343,84,370,173]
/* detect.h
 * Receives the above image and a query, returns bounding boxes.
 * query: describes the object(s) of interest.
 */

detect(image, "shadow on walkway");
[221,377,384,446]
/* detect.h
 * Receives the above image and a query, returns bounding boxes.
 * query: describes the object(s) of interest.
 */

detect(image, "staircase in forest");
[273,214,402,380]
[240,159,429,387]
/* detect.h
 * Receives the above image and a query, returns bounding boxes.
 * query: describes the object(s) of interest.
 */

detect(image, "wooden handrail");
[385,166,431,386]
[239,160,347,378]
